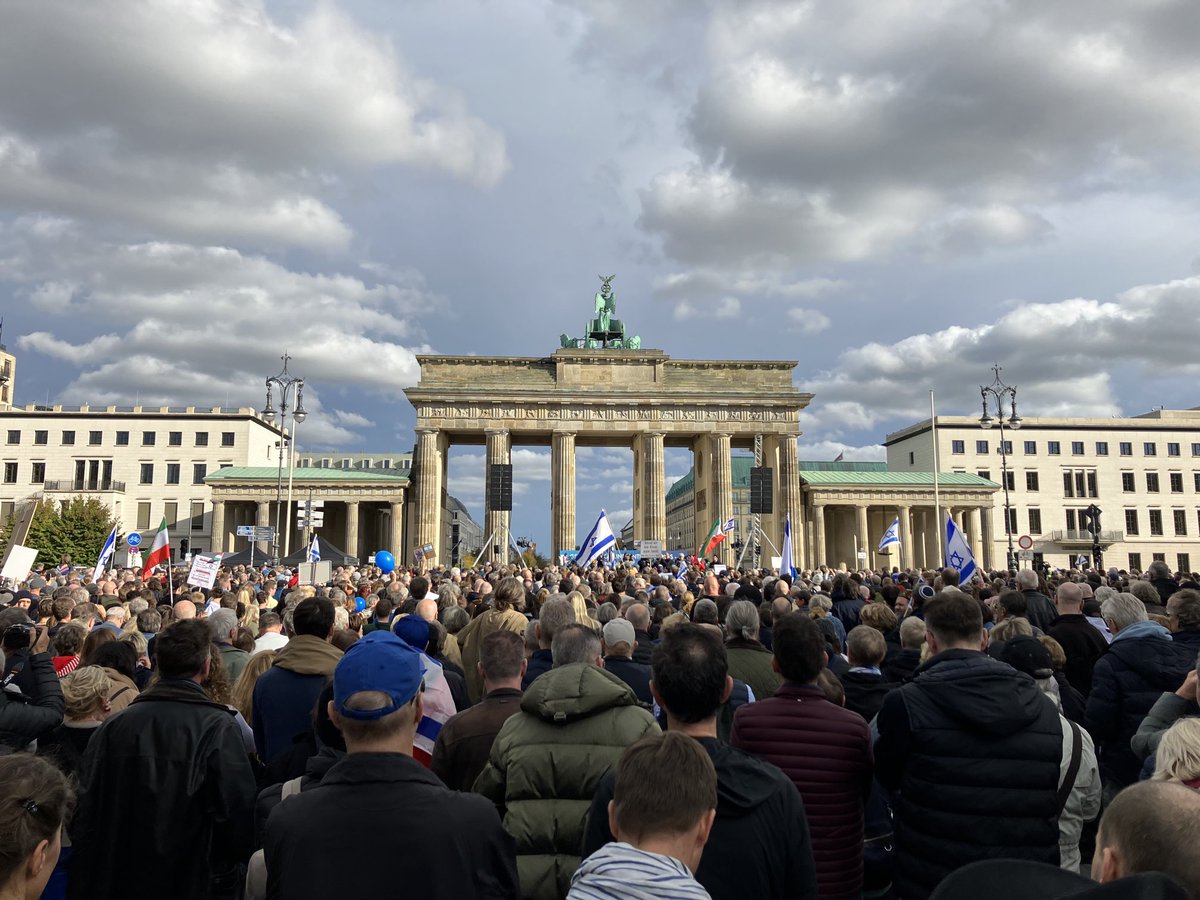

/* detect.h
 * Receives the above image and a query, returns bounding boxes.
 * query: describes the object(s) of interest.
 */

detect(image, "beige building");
[886,407,1200,573]
[0,343,14,412]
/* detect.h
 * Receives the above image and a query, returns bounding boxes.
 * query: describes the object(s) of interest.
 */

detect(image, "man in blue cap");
[263,630,518,899]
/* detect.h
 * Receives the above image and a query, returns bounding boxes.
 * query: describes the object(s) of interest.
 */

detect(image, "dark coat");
[839,670,897,723]
[832,594,866,632]
[631,629,655,666]
[884,648,922,684]
[726,637,783,700]
[584,736,818,900]
[253,746,344,848]
[520,648,553,690]
[602,655,653,704]
[1047,614,1109,695]
[265,752,519,900]
[875,650,1064,900]
[1085,623,1194,787]
[1021,590,1058,633]
[731,682,873,900]
[431,687,523,792]
[0,651,63,751]
[70,680,257,900]
[251,635,342,766]
[1152,577,1178,608]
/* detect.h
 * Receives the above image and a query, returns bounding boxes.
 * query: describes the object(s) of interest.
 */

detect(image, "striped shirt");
[568,842,711,900]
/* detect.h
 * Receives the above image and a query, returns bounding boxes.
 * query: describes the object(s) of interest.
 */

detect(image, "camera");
[2,623,34,651]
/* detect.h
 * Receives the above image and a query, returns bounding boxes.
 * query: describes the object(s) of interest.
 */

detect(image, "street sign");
[637,540,664,557]
[856,551,868,561]
[1017,549,1034,561]
[126,532,142,547]
[1017,534,1033,551]
[236,525,275,540]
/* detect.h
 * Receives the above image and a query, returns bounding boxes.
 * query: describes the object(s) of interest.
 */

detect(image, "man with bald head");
[415,598,438,623]
[173,599,197,621]
[1048,581,1109,695]
[625,602,654,666]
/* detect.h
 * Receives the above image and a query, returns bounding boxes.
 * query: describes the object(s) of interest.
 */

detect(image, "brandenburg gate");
[403,278,812,566]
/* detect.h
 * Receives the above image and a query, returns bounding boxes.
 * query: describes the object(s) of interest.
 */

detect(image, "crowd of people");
[0,553,1199,899]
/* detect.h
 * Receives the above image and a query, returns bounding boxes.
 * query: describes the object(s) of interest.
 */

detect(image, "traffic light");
[179,538,190,556]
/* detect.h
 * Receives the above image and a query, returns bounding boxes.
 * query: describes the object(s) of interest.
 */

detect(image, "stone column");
[779,435,804,571]
[210,500,226,554]
[484,429,511,563]
[345,500,360,562]
[898,505,912,571]
[256,500,272,557]
[980,504,994,570]
[389,499,404,564]
[642,431,666,545]
[551,431,576,560]
[711,433,733,564]
[967,506,983,565]
[413,427,444,564]
[856,504,870,569]
[812,502,827,569]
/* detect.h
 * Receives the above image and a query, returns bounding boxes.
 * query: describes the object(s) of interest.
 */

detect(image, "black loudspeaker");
[488,463,513,511]
[750,467,773,514]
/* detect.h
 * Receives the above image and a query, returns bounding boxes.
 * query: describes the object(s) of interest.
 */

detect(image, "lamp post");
[979,363,1022,571]
[261,353,306,563]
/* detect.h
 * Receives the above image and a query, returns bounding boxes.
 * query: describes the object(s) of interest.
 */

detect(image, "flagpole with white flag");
[93,524,118,582]
[944,514,978,583]
[780,514,796,578]
[878,516,901,553]
[574,510,615,569]
[308,535,321,563]
[931,389,943,564]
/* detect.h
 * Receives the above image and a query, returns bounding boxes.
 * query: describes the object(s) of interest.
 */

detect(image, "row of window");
[1128,553,1189,573]
[952,439,1195,457]
[1010,507,1198,538]
[974,469,1200,498]
[1,461,226,485]
[5,429,236,448]
[134,501,207,533]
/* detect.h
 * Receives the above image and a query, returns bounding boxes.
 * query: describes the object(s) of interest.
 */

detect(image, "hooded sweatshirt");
[569,843,710,900]
[251,635,343,765]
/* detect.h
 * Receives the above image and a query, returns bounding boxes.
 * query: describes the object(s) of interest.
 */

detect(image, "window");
[1029,509,1042,534]
[1178,553,1191,574]
[168,431,182,447]
[136,502,152,531]
[139,463,154,485]
[1001,440,1013,455]
[1154,553,1166,563]
[30,462,44,483]
[1144,442,1157,456]
[976,440,989,454]
[221,432,235,447]
[1196,472,1200,492]
[193,463,207,485]
[163,502,178,529]
[1193,443,1200,457]
[1171,473,1184,493]
[33,430,47,446]
[908,451,914,465]
[1087,471,1098,497]
[195,432,209,447]
[61,431,75,446]
[115,431,129,446]
[1125,509,1140,536]
[1174,509,1188,536]
[1064,472,1074,498]
[1066,509,1077,531]
[1071,441,1084,455]
[1122,472,1136,492]
[191,501,205,532]
[1120,442,1133,456]
[86,430,102,446]
[1149,509,1164,536]
[1168,442,1181,457]
[1147,472,1160,492]
[1096,442,1109,456]
[1003,470,1015,491]
[142,431,155,446]
[1026,471,1040,491]
[2,463,16,484]
[977,470,991,481]
[1005,508,1018,534]
[0,501,12,523]
[166,463,180,485]
[1048,441,1061,455]
[1024,441,1037,455]
[951,440,965,454]
[1129,552,1142,571]
[5,430,18,445]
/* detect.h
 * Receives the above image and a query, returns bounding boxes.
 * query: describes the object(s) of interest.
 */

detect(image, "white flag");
[94,524,118,581]
[780,514,796,578]
[308,536,321,563]
[944,515,978,583]
[574,510,615,568]
[878,517,901,552]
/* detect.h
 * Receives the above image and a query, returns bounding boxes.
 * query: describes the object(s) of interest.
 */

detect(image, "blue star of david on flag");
[878,516,901,552]
[944,515,978,582]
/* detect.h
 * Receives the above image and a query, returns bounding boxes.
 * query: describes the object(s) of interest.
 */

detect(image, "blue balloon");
[375,550,395,573]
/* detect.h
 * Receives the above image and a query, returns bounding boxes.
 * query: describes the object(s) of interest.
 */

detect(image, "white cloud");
[796,439,886,463]
[673,295,741,321]
[787,308,832,334]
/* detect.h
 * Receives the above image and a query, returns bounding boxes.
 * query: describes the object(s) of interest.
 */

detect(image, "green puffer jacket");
[726,638,783,701]
[474,662,660,900]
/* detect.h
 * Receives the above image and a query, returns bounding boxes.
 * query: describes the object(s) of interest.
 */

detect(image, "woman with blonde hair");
[38,667,113,775]
[230,650,275,727]
[238,587,259,634]
[1152,718,1200,789]
[567,591,600,635]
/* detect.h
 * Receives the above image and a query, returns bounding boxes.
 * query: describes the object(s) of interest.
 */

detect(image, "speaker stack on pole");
[488,464,513,511]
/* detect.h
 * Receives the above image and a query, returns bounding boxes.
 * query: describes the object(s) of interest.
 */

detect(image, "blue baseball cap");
[332,631,423,720]
[391,614,430,650]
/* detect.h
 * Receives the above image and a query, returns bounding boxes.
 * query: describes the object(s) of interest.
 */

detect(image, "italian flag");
[698,517,735,558]
[141,517,171,581]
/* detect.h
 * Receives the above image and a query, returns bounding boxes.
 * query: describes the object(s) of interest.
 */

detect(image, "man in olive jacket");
[475,623,659,900]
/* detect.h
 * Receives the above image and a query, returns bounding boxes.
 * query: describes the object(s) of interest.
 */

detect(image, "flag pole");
[931,389,943,564]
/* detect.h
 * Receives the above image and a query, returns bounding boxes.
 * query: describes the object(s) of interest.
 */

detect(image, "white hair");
[1101,592,1149,632]
[1016,569,1039,590]
[725,600,760,642]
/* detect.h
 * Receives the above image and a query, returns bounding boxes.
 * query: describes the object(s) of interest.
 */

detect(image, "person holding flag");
[944,514,978,583]
[575,509,615,569]
[141,517,171,583]
[93,523,119,582]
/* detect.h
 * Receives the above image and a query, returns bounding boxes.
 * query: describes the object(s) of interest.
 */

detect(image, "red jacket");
[731,681,873,900]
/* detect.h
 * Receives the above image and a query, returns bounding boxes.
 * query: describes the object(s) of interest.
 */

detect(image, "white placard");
[186,554,221,589]
[770,556,782,570]
[637,540,665,557]
[297,560,332,586]
[0,545,39,582]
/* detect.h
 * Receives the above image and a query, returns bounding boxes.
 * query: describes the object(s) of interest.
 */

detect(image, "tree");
[23,497,119,568]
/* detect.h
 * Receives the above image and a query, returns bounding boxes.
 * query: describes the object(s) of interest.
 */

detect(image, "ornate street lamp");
[979,364,1021,570]
[261,353,306,562]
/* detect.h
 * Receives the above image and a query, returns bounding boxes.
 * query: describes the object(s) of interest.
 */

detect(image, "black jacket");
[584,736,818,900]
[521,648,553,690]
[839,670,897,723]
[884,647,922,684]
[631,629,655,666]
[1021,590,1058,633]
[0,651,63,751]
[265,752,519,900]
[70,680,257,900]
[832,593,866,632]
[1046,614,1109,695]
[602,655,653,704]
[876,650,1063,900]
[253,746,344,848]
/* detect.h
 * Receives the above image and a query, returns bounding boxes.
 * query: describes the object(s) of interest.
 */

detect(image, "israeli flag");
[94,525,118,580]
[878,517,901,552]
[944,515,978,583]
[308,536,321,563]
[780,514,797,579]
[574,509,615,569]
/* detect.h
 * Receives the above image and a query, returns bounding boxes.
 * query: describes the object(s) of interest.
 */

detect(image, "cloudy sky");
[3,0,1200,550]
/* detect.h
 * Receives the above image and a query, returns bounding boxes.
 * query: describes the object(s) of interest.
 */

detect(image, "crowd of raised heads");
[1,551,1200,899]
